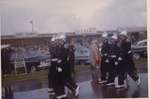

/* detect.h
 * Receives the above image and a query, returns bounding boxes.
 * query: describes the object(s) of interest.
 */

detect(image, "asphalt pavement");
[2,71,148,99]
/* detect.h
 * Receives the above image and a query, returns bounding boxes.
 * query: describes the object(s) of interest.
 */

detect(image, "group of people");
[48,35,79,99]
[47,31,141,98]
[90,31,141,88]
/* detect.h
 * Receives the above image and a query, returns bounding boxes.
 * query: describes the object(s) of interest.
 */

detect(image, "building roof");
[1,45,10,49]
[118,26,147,32]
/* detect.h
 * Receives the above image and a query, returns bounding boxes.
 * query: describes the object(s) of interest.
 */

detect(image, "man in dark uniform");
[119,31,140,86]
[63,42,79,96]
[106,35,121,86]
[1,46,14,75]
[48,37,58,96]
[68,43,76,79]
[54,38,67,99]
[49,35,79,99]
[99,32,109,84]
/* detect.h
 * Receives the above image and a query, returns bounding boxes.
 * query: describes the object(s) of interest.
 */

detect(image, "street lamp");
[30,20,34,33]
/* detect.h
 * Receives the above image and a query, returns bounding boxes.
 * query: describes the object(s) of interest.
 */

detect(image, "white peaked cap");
[51,37,56,41]
[102,32,108,38]
[51,35,57,41]
[120,31,127,36]
[111,34,118,40]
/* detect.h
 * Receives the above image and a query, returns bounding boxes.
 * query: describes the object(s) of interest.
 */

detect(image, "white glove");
[128,50,132,54]
[114,62,118,66]
[104,53,107,56]
[67,57,70,61]
[118,57,122,61]
[58,67,62,72]
[58,60,62,63]
[105,59,109,63]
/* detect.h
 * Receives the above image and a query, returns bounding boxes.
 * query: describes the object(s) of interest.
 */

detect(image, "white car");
[131,39,147,60]
[75,45,90,65]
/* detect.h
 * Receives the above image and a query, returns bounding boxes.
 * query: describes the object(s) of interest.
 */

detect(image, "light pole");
[30,20,34,33]
[0,16,3,35]
[0,16,2,35]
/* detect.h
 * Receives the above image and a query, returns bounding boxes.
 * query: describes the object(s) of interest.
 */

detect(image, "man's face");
[120,35,126,40]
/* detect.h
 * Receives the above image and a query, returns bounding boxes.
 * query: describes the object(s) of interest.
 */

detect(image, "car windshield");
[137,41,147,46]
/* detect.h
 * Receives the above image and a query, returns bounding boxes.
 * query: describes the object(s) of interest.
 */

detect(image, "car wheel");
[133,53,140,60]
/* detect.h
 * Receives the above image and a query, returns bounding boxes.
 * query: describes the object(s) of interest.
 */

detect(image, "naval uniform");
[48,44,58,93]
[61,45,78,94]
[54,45,66,96]
[68,45,76,79]
[120,39,139,81]
[100,40,110,81]
[106,41,121,83]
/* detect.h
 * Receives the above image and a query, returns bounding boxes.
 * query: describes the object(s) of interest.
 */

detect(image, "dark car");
[10,48,50,73]
[131,39,147,60]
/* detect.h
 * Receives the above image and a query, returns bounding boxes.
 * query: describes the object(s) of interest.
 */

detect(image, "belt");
[104,53,107,56]
[110,55,116,58]
[51,58,58,61]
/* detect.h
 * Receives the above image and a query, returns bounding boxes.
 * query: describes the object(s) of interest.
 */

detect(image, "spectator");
[89,40,101,83]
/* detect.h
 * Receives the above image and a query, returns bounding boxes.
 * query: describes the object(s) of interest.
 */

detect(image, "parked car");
[10,49,50,73]
[75,45,90,65]
[131,39,147,60]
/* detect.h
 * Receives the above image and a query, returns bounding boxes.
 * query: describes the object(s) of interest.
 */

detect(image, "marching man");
[99,32,109,84]
[105,34,120,86]
[119,31,141,86]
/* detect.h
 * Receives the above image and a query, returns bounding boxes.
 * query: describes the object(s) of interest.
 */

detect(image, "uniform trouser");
[48,67,56,91]
[107,59,116,83]
[48,62,58,92]
[116,65,126,85]
[100,57,108,81]
[4,86,13,99]
[124,59,139,81]
[64,67,77,92]
[107,59,126,85]
[91,65,100,82]
[55,72,65,95]
[70,65,76,82]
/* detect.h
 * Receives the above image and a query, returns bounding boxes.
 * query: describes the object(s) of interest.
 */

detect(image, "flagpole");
[30,20,34,33]
[0,15,3,35]
[0,16,2,34]
[32,21,34,33]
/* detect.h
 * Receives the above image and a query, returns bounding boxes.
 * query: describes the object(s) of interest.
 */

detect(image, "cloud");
[92,0,147,30]
[0,0,147,35]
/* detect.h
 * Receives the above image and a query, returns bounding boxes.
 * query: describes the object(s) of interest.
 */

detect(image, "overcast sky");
[0,0,147,35]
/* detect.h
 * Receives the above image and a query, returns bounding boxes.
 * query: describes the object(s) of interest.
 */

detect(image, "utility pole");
[30,20,34,33]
